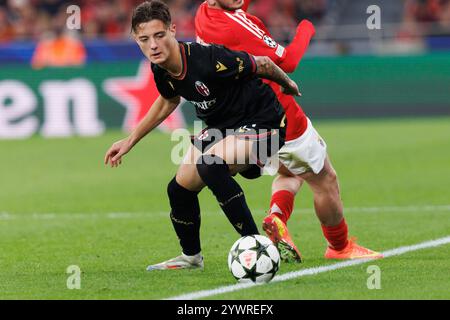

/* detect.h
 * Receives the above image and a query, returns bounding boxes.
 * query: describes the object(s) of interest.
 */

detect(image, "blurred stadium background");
[0,0,449,138]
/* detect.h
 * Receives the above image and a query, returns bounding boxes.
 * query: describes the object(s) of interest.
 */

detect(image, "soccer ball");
[228,235,280,283]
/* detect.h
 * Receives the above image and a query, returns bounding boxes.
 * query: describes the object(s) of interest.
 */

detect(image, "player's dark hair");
[131,1,172,33]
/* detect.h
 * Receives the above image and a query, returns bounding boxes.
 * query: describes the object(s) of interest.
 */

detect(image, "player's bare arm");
[104,95,180,167]
[128,95,180,145]
[254,56,301,96]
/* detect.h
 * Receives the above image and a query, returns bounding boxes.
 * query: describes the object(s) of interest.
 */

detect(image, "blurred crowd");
[399,0,450,37]
[0,0,144,42]
[0,0,327,43]
[2,0,450,44]
[404,0,450,26]
[1,0,450,55]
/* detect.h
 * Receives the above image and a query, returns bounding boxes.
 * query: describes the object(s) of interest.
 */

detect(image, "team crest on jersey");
[263,35,277,48]
[195,81,210,97]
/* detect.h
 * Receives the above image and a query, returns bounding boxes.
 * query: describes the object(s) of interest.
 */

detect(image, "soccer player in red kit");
[195,0,382,261]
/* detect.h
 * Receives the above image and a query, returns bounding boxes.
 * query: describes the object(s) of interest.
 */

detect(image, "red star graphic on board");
[103,61,185,132]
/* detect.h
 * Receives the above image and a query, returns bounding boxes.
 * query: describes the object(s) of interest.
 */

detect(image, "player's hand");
[281,80,302,96]
[104,138,133,168]
[297,19,315,37]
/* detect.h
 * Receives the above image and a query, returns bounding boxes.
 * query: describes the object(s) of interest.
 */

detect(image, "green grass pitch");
[0,117,449,299]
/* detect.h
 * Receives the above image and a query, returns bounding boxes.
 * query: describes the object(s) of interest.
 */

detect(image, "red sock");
[269,190,295,224]
[321,219,349,251]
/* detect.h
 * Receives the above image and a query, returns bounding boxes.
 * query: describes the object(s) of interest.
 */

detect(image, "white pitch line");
[342,205,450,214]
[167,235,450,300]
[1,204,450,221]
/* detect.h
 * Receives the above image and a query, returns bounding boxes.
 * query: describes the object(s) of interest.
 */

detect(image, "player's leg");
[198,134,259,236]
[300,155,382,259]
[299,154,345,237]
[147,145,205,271]
[270,173,303,224]
[262,118,325,262]
[263,117,380,261]
[176,143,206,192]
[263,172,304,262]
[299,155,343,226]
[276,119,344,254]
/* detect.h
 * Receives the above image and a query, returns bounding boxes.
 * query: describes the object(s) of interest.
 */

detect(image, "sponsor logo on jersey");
[263,35,277,48]
[195,81,210,97]
[216,61,228,72]
[191,99,217,110]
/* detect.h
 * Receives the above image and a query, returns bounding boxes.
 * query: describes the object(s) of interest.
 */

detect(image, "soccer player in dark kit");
[104,0,301,270]
[195,0,382,262]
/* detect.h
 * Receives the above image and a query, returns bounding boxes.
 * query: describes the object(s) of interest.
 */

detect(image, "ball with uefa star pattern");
[228,235,280,283]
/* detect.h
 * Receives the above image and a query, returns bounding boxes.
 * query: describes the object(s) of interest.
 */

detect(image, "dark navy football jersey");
[151,42,284,129]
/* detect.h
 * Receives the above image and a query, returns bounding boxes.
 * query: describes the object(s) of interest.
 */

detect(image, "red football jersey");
[195,1,309,140]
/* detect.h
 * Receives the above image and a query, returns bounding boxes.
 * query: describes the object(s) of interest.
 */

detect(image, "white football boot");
[146,253,204,271]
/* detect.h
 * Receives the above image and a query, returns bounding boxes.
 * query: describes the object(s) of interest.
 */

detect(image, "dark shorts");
[190,116,287,170]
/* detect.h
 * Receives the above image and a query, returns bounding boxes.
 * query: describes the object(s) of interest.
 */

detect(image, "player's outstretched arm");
[104,95,180,167]
[279,20,316,73]
[254,56,301,96]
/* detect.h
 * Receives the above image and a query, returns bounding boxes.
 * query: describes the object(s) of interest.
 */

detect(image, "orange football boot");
[324,237,383,260]
[263,214,302,263]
